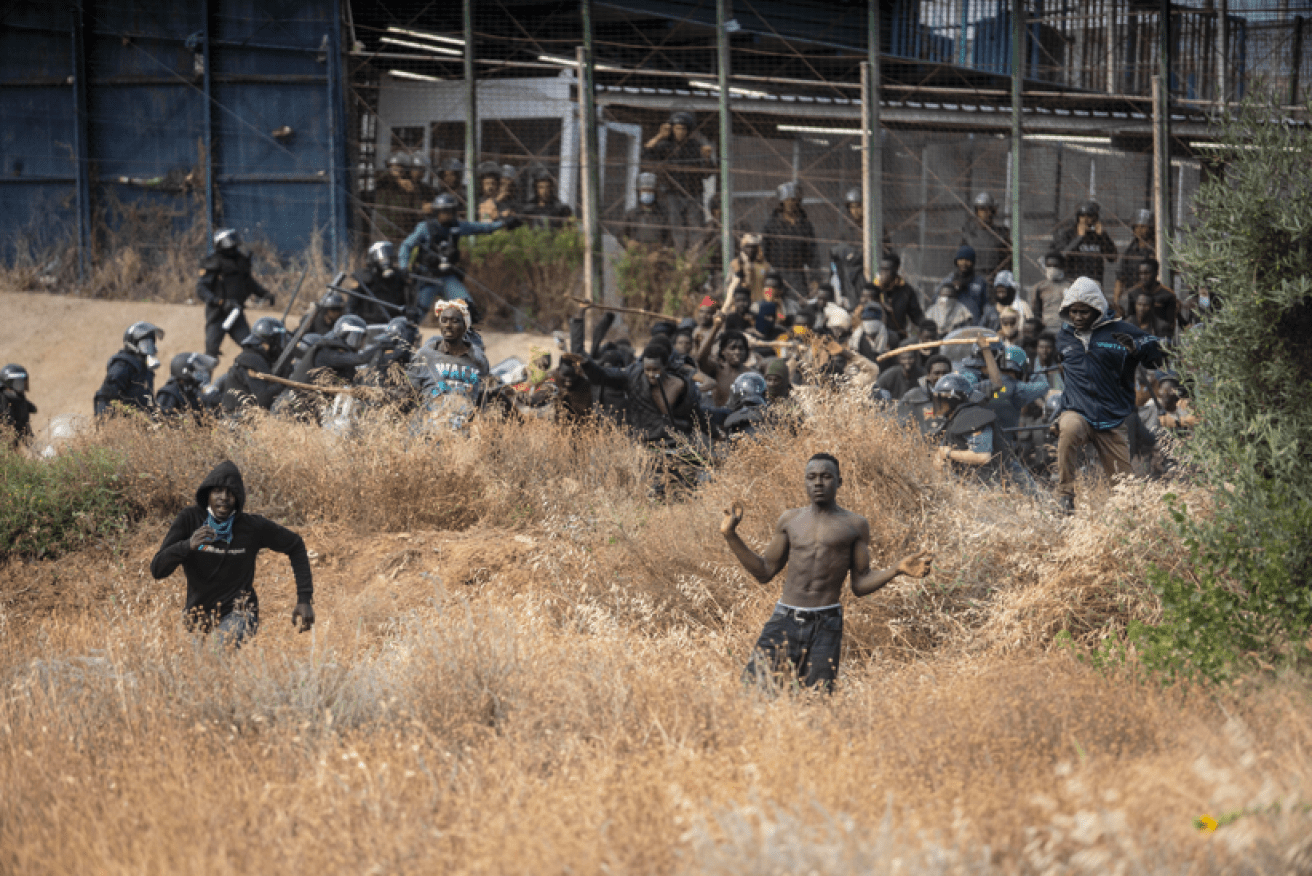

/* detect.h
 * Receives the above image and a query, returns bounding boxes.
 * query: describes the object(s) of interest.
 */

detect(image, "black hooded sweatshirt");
[150,461,313,622]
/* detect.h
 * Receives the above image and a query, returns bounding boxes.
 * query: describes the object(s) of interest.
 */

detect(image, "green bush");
[466,224,584,329]
[0,447,133,561]
[1123,97,1312,681]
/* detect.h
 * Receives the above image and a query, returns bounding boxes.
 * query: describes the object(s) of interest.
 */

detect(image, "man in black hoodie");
[151,461,314,645]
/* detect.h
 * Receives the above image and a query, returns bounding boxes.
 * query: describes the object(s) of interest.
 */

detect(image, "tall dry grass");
[6,389,1310,872]
[0,193,346,305]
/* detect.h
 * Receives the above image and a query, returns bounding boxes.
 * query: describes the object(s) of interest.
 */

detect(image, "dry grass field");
[3,394,1312,874]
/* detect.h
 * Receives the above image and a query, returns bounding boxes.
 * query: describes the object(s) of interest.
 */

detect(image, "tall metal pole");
[717,0,734,294]
[71,3,92,280]
[577,7,603,305]
[463,0,478,221]
[1010,0,1024,289]
[326,0,345,268]
[201,0,215,244]
[1157,0,1173,288]
[863,0,883,278]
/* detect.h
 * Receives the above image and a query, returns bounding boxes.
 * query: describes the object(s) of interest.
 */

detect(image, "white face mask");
[1198,295,1211,309]
[1044,266,1064,282]
[639,191,655,206]
[862,320,882,335]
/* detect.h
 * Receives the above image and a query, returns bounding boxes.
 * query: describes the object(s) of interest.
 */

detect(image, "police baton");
[271,271,346,378]
[327,282,405,315]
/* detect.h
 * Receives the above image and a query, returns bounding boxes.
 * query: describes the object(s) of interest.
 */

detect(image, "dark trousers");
[743,603,843,692]
[204,302,252,357]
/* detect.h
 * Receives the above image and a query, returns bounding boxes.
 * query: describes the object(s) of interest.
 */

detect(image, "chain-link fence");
[2,0,1307,320]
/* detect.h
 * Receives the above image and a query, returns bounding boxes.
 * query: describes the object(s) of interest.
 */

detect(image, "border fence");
[2,0,1309,321]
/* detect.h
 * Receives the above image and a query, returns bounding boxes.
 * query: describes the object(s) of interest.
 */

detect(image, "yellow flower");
[1196,815,1218,832]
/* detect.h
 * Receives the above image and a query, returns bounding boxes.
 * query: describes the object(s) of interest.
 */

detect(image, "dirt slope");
[0,291,556,441]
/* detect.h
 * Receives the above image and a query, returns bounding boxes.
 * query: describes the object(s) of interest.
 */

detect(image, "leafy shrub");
[0,447,132,560]
[466,224,584,330]
[1123,97,1312,680]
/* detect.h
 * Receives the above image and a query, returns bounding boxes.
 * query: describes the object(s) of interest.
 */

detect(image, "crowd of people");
[3,109,1211,522]
[0,118,1219,687]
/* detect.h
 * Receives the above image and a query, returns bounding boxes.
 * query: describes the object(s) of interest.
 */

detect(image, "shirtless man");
[721,453,933,690]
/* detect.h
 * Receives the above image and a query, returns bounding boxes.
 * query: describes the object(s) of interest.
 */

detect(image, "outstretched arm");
[720,501,790,584]
[850,518,933,598]
[696,313,725,376]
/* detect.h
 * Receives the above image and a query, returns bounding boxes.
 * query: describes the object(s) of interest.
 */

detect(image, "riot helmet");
[931,373,974,415]
[1132,208,1153,228]
[477,160,501,180]
[170,352,218,387]
[777,181,799,202]
[1076,200,1100,219]
[729,371,767,410]
[1,364,29,394]
[213,228,240,252]
[332,314,369,351]
[669,111,695,129]
[386,153,407,169]
[844,187,862,205]
[973,192,997,210]
[368,241,395,270]
[432,193,460,220]
[243,317,288,355]
[124,322,165,361]
[998,345,1028,375]
[319,289,348,311]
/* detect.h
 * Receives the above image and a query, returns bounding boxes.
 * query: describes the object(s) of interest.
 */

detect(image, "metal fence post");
[463,0,478,221]
[201,0,215,244]
[717,0,734,294]
[1010,0,1024,289]
[71,3,92,280]
[577,8,603,306]
[862,0,883,279]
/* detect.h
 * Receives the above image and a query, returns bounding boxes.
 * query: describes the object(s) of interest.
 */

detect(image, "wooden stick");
[251,371,378,398]
[569,296,670,321]
[875,336,993,363]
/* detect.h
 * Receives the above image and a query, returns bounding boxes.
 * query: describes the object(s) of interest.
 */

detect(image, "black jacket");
[762,207,817,272]
[150,461,313,622]
[641,134,713,197]
[581,358,703,444]
[290,337,370,385]
[620,204,673,248]
[351,264,411,322]
[156,378,206,419]
[220,348,281,412]
[0,388,36,445]
[197,251,270,309]
[93,350,155,416]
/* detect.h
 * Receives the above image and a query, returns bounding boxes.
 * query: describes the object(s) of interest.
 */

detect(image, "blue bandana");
[206,510,235,544]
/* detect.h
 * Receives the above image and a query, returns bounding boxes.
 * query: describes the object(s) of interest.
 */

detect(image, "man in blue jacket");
[1054,276,1167,514]
[399,193,518,322]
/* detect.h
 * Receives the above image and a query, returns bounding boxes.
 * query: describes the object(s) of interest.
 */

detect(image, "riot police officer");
[94,322,164,416]
[298,290,348,338]
[197,229,275,359]
[399,193,516,321]
[219,317,289,414]
[348,241,414,324]
[0,363,36,448]
[157,352,218,420]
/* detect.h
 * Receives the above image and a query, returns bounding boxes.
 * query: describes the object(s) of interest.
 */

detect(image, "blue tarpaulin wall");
[0,0,349,269]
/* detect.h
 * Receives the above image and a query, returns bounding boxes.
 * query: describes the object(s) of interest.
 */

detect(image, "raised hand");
[721,500,745,535]
[896,549,934,579]
[189,525,217,550]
